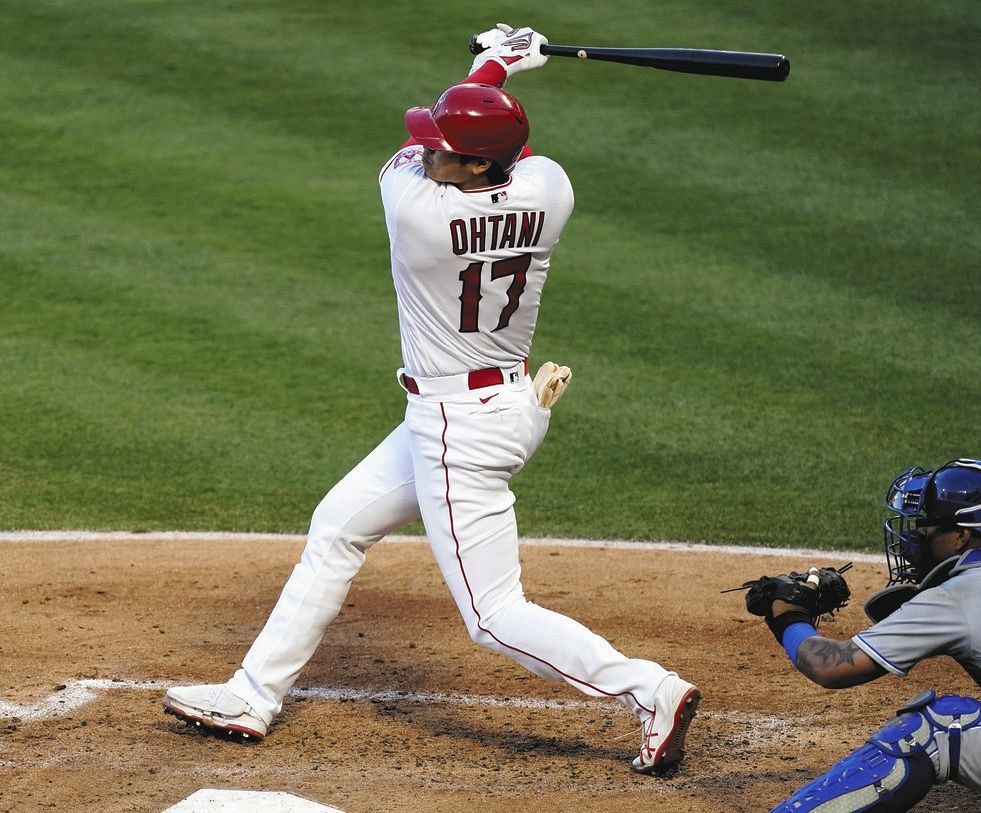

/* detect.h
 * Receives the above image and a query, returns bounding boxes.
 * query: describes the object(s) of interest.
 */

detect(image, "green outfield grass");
[1,1,977,547]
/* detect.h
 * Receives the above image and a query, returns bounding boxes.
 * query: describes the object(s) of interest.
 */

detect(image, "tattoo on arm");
[797,638,865,686]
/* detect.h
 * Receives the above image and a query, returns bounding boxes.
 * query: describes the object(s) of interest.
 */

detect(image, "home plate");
[162,789,345,812]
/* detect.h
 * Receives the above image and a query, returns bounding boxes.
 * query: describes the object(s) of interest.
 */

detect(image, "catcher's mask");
[883,458,981,584]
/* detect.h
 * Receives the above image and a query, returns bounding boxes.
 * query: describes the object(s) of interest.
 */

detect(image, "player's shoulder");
[941,561,981,601]
[509,155,573,209]
[513,154,570,184]
[885,570,977,624]
[379,145,426,186]
[951,547,981,577]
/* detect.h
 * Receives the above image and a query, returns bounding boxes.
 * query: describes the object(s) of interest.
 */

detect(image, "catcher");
[731,458,980,811]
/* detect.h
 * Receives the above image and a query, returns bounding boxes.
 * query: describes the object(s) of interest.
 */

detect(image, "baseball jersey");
[378,146,575,377]
[852,548,981,686]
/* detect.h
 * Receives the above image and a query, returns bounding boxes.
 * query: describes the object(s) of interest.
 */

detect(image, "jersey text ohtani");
[379,146,574,377]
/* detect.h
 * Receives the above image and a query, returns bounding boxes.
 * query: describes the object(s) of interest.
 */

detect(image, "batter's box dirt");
[0,537,976,812]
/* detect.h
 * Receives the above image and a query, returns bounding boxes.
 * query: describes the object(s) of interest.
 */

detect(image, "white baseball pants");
[227,368,671,724]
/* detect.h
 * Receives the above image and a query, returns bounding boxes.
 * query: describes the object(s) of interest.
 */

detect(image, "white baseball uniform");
[225,139,675,726]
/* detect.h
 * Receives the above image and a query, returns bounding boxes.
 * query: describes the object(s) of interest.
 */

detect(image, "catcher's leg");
[770,691,981,812]
[926,693,981,791]
[218,421,420,724]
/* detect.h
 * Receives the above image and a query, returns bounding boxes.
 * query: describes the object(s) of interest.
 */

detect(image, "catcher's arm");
[728,564,885,689]
[792,636,885,689]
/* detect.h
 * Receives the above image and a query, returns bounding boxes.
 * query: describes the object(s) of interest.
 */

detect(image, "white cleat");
[163,684,268,741]
[632,675,700,777]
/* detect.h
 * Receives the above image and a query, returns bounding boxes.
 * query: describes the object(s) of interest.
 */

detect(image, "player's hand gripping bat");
[469,36,790,82]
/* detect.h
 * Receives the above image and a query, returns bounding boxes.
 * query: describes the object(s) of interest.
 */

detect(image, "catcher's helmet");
[404,84,529,174]
[883,458,981,584]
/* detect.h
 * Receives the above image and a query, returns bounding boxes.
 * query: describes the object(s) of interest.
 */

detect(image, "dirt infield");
[0,536,976,812]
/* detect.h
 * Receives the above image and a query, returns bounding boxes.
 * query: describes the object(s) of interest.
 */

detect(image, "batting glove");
[471,23,510,54]
[471,24,549,78]
[533,362,572,408]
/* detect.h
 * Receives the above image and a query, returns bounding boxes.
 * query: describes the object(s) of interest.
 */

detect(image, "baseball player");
[163,24,700,777]
[749,458,981,811]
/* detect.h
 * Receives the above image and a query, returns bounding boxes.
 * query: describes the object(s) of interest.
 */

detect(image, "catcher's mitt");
[725,563,853,621]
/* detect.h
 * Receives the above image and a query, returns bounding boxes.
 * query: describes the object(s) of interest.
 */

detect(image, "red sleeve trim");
[462,61,507,88]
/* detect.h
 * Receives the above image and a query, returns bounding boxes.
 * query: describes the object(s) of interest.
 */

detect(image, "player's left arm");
[792,633,885,688]
[768,596,885,688]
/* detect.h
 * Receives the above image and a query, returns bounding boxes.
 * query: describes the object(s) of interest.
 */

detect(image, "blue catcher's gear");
[883,458,981,585]
[770,691,981,813]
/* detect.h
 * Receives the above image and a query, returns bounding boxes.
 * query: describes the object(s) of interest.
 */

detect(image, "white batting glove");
[471,24,549,78]
[471,23,510,55]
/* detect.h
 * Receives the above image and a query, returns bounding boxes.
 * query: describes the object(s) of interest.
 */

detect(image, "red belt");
[403,360,528,395]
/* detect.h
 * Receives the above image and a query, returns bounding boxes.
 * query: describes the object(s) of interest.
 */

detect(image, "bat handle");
[468,34,550,56]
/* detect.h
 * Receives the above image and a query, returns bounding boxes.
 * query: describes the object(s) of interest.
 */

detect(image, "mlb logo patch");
[491,191,509,204]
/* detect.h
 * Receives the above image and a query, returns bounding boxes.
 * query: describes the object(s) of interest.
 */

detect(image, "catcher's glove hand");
[725,563,853,622]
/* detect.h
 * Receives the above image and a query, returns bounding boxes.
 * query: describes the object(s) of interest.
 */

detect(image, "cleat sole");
[162,700,264,743]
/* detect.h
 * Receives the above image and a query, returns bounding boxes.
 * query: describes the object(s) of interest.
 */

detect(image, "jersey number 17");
[458,255,531,333]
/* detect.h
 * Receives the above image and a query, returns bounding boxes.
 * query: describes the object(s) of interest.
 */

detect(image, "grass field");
[0,1,977,547]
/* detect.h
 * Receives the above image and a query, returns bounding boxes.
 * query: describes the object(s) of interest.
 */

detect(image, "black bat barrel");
[542,45,790,82]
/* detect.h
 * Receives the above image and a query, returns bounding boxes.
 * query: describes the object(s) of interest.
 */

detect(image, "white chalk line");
[292,685,610,710]
[0,679,171,722]
[0,530,879,562]
[0,678,795,736]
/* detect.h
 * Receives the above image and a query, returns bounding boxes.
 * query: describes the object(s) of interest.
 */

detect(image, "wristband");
[780,621,817,665]
[765,609,811,643]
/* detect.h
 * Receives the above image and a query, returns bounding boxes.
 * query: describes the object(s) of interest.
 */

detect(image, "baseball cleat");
[632,675,700,777]
[162,683,267,742]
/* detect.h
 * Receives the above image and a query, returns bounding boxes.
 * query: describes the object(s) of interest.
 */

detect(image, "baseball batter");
[745,458,981,811]
[163,24,699,776]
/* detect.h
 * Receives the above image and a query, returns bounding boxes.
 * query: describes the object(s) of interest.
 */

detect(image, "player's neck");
[455,172,498,191]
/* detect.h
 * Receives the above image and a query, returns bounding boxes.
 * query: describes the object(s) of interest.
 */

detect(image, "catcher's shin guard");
[771,712,934,813]
[769,740,933,813]
[770,692,981,812]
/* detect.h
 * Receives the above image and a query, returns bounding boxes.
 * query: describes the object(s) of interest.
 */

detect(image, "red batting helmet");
[404,84,529,173]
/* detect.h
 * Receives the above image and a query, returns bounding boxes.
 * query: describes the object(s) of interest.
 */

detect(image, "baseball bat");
[469,38,790,82]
